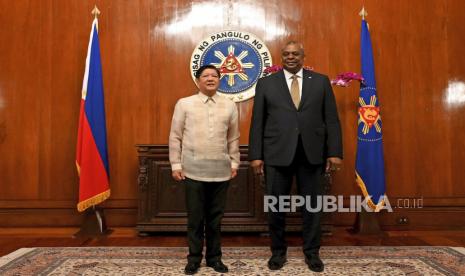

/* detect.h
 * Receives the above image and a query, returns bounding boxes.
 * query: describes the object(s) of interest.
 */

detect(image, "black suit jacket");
[249,69,343,166]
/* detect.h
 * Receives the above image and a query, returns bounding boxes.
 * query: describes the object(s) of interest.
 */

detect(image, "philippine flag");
[76,17,110,212]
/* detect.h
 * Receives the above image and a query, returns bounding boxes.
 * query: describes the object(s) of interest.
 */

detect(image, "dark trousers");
[184,177,229,264]
[265,138,325,258]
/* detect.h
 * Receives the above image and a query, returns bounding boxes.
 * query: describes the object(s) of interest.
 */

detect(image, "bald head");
[281,41,305,54]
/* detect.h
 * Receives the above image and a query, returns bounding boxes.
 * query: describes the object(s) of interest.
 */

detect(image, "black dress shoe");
[267,256,287,270]
[207,260,228,273]
[184,262,200,275]
[305,254,324,272]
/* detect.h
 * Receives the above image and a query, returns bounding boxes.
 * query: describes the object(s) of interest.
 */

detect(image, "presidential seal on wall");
[190,31,272,102]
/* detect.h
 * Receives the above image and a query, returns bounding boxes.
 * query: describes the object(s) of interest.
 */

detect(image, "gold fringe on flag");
[77,189,110,212]
[355,172,386,212]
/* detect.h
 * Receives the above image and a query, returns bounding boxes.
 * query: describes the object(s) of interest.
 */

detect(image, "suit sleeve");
[248,78,266,161]
[323,76,343,158]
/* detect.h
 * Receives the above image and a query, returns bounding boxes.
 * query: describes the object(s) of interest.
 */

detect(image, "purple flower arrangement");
[263,66,363,87]
[331,72,365,87]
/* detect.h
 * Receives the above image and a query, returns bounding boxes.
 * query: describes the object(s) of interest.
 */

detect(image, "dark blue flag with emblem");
[355,19,386,211]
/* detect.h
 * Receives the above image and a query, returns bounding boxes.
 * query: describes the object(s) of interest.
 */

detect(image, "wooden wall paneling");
[0,0,464,227]
[426,1,452,197]
[0,1,52,200]
[374,0,409,200]
[323,1,360,198]
[46,1,86,200]
[102,0,153,204]
[447,0,465,196]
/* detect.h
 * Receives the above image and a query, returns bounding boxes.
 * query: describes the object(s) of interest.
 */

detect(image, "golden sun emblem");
[212,45,254,87]
[358,95,381,135]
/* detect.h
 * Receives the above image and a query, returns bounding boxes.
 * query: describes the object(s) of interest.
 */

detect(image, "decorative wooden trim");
[331,207,465,230]
[1,206,464,229]
[138,157,149,191]
[0,208,136,227]
[0,199,137,209]
[1,196,464,209]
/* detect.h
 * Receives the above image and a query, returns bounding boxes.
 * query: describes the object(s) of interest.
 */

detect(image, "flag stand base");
[74,206,112,238]
[348,208,384,235]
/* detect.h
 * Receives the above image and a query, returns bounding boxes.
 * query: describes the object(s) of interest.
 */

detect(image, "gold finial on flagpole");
[359,6,368,20]
[92,5,101,19]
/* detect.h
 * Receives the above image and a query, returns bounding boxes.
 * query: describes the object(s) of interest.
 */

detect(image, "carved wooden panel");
[136,145,332,233]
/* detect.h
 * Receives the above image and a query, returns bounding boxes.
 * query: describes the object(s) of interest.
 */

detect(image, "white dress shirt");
[283,68,303,98]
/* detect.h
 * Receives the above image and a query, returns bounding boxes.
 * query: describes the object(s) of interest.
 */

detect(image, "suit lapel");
[276,71,296,110]
[299,69,313,109]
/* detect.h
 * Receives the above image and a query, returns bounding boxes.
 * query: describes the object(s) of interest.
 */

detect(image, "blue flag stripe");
[84,24,109,175]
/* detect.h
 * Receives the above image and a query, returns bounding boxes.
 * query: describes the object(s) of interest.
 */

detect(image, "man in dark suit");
[249,41,343,272]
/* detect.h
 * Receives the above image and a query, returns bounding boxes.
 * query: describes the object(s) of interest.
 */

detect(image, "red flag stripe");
[76,103,110,212]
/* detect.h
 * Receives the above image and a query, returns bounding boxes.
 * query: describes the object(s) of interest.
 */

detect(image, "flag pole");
[92,5,100,19]
[350,7,384,236]
[358,6,367,20]
[74,5,112,238]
